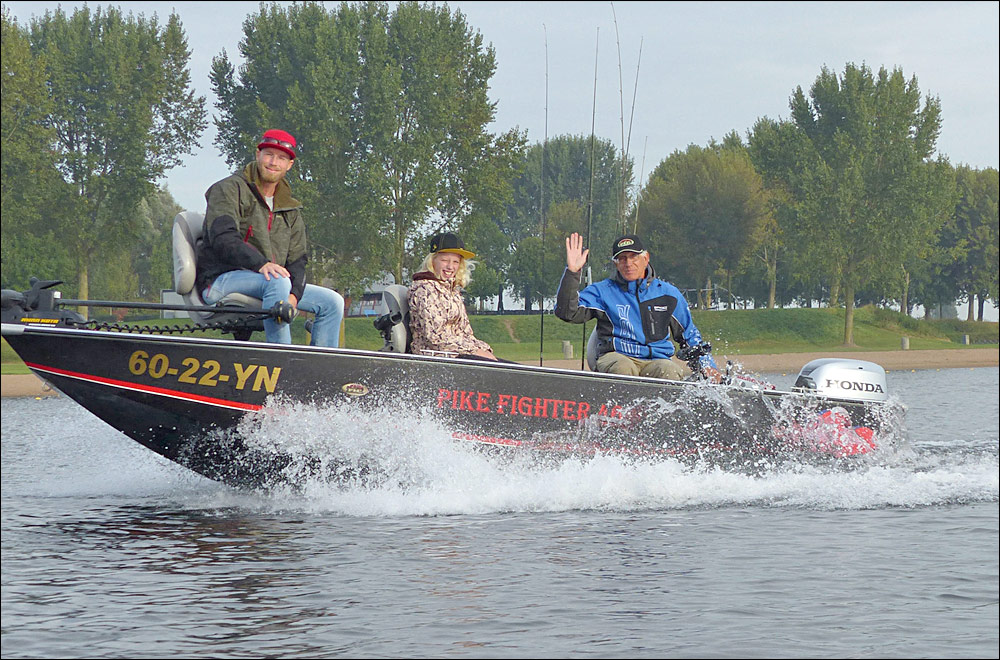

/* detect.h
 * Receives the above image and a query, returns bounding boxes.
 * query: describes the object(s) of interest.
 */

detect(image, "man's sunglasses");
[261,136,294,150]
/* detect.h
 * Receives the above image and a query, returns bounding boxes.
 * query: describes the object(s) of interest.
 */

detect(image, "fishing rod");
[611,3,643,234]
[624,38,643,178]
[582,27,599,370]
[612,2,626,232]
[538,25,549,367]
[632,135,648,234]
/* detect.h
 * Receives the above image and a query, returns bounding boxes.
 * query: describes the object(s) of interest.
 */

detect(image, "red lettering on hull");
[434,387,625,423]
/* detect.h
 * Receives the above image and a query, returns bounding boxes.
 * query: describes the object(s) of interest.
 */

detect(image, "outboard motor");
[793,358,888,403]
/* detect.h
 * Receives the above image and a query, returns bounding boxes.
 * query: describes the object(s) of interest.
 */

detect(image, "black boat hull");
[2,324,897,488]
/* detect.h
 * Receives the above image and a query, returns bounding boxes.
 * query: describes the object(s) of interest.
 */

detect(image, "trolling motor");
[1,278,86,326]
[1,277,296,333]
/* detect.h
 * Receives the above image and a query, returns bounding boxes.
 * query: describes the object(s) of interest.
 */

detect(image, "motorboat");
[3,280,905,489]
[0,214,901,489]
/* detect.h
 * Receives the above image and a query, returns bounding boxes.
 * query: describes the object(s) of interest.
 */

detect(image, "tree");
[637,144,770,308]
[26,6,206,309]
[894,158,955,315]
[460,212,513,310]
[210,1,525,296]
[506,135,628,246]
[0,10,72,289]
[502,135,631,308]
[949,166,999,320]
[746,118,823,309]
[507,236,547,311]
[134,187,184,300]
[788,63,944,344]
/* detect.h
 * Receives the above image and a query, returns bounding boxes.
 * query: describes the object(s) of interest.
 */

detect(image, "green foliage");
[0,10,72,289]
[507,236,547,309]
[787,63,947,342]
[21,6,206,306]
[210,1,525,295]
[508,135,627,243]
[930,318,1000,344]
[638,144,770,298]
[502,135,632,307]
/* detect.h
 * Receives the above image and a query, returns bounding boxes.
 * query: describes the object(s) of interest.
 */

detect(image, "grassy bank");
[3,306,997,374]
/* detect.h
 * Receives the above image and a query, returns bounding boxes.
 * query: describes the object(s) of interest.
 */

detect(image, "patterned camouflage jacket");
[407,271,492,356]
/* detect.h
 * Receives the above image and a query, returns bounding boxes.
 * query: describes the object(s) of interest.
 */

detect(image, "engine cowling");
[793,358,888,403]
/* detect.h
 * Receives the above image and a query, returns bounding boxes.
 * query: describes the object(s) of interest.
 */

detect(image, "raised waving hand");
[565,232,589,273]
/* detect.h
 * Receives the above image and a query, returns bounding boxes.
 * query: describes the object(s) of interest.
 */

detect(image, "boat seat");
[374,284,411,353]
[172,211,264,335]
[586,327,599,371]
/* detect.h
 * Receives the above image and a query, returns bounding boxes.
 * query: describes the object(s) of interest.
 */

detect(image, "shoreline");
[533,347,999,374]
[2,347,997,398]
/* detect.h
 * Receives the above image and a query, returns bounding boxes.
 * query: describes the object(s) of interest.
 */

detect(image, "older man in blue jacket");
[555,232,720,381]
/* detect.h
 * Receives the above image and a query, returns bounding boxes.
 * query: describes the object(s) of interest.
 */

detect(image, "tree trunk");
[978,294,985,322]
[705,277,713,309]
[967,295,975,321]
[767,261,776,310]
[842,280,856,346]
[497,283,505,313]
[393,210,405,287]
[829,278,840,308]
[900,268,910,317]
[727,270,734,309]
[77,258,90,321]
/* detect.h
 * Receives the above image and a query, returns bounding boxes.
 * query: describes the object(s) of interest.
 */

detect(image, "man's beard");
[258,166,285,184]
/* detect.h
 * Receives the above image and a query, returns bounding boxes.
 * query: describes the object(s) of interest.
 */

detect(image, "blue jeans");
[203,270,344,347]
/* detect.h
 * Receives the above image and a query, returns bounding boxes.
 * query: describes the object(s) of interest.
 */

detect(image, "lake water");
[2,367,997,658]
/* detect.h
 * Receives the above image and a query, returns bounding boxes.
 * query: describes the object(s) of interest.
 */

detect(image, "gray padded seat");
[586,327,599,371]
[171,210,263,323]
[375,284,411,353]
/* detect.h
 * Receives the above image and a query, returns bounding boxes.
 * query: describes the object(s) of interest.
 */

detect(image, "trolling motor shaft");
[2,277,296,333]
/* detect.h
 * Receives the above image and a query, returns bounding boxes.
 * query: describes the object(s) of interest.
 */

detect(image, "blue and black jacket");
[555,266,716,369]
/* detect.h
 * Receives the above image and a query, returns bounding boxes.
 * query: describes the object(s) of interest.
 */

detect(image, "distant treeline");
[2,3,996,344]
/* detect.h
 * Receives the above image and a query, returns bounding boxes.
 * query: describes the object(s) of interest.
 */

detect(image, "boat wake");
[213,393,995,515]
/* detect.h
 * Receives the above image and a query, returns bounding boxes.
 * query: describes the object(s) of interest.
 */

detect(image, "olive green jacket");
[195,162,308,300]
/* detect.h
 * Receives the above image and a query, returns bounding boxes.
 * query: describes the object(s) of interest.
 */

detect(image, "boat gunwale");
[3,321,887,407]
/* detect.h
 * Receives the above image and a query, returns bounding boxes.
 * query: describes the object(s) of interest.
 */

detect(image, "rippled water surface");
[2,367,997,658]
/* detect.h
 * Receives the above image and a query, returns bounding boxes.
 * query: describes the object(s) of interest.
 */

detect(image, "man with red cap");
[196,129,344,346]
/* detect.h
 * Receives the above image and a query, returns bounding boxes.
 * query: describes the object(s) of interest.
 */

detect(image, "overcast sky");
[5,1,999,213]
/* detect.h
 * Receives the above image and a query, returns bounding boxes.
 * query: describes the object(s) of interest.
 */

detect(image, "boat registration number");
[127,350,280,393]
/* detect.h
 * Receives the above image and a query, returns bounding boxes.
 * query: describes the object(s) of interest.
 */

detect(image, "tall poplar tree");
[502,135,629,307]
[789,63,944,344]
[25,6,206,308]
[210,1,524,294]
[0,10,71,288]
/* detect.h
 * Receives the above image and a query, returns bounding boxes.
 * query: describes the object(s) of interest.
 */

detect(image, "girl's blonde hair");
[419,252,475,288]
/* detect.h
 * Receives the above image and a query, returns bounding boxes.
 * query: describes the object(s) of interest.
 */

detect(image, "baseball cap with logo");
[612,234,645,259]
[429,232,475,259]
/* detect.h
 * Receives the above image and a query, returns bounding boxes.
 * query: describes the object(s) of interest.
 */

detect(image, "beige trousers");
[595,351,686,380]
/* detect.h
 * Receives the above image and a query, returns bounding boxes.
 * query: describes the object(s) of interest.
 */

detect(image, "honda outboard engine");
[793,358,888,403]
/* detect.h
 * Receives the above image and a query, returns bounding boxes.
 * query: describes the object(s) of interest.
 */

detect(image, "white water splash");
[222,396,997,516]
